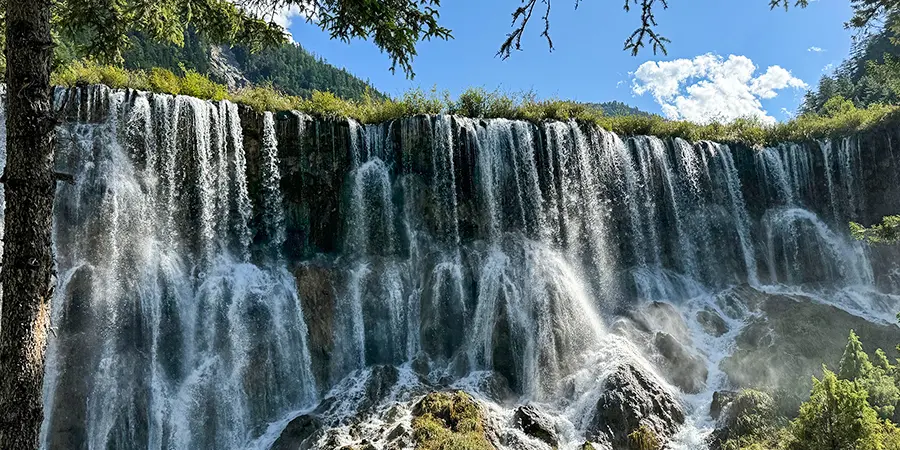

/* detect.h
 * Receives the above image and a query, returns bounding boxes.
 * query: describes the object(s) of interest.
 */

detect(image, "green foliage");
[822,95,859,118]
[851,216,900,244]
[53,60,139,89]
[789,368,885,450]
[840,330,875,380]
[49,61,900,149]
[229,39,386,101]
[52,0,285,66]
[231,84,303,113]
[800,12,900,116]
[859,366,900,420]
[147,68,183,96]
[874,349,893,372]
[54,61,227,103]
[411,391,494,450]
[179,67,228,101]
[627,425,660,450]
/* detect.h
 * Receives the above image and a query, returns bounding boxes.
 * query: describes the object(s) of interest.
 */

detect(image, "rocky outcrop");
[208,46,250,90]
[653,332,709,394]
[512,405,558,447]
[696,309,729,337]
[590,364,685,449]
[411,391,496,450]
[612,302,708,393]
[709,391,737,420]
[293,262,338,389]
[707,390,781,450]
[271,414,323,450]
[720,289,900,413]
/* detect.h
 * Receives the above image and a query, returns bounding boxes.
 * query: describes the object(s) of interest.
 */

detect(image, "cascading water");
[2,86,893,450]
[40,87,316,450]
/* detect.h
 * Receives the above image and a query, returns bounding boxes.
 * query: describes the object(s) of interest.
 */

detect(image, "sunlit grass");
[53,60,900,147]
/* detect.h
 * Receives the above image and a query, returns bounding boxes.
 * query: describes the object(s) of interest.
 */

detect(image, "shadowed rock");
[590,364,685,449]
[512,404,558,447]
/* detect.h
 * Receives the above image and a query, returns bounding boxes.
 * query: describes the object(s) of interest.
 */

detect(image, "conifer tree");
[790,368,884,450]
[839,330,874,380]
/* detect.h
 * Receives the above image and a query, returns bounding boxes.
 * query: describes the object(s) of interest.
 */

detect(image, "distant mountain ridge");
[584,101,652,117]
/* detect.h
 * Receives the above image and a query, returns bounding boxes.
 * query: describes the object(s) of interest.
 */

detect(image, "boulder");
[653,332,709,394]
[590,364,685,449]
[467,371,516,404]
[512,405,558,447]
[271,414,323,450]
[696,309,729,337]
[709,391,737,420]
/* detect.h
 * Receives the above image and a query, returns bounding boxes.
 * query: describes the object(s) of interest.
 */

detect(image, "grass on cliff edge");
[53,60,900,147]
[410,391,494,450]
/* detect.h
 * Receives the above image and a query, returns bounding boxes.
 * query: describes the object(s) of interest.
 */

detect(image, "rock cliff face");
[37,86,900,450]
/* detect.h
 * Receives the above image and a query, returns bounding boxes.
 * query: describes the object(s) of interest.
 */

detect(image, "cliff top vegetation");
[54,60,900,148]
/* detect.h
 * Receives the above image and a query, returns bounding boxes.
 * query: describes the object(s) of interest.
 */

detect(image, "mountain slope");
[585,101,652,117]
[122,30,383,100]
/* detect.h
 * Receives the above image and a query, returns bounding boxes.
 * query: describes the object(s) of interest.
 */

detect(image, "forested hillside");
[119,30,383,100]
[585,100,651,117]
[801,18,900,114]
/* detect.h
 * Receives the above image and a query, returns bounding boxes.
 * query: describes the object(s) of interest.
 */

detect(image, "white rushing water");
[6,89,893,450]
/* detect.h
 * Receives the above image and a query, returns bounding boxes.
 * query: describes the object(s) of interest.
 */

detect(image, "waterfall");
[22,86,898,450]
[41,89,316,450]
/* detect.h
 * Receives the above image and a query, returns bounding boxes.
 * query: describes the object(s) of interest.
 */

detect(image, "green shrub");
[147,68,182,96]
[180,68,227,101]
[231,84,301,112]
[789,368,884,450]
[627,425,660,450]
[48,62,900,147]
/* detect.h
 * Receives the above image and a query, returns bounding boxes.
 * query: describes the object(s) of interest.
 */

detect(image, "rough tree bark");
[0,0,56,448]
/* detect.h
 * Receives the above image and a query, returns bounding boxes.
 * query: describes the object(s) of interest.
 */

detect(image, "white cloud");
[781,107,794,118]
[631,53,807,124]
[807,46,825,53]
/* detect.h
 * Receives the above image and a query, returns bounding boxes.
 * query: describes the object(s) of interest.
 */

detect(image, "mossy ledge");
[54,60,900,147]
[410,391,495,450]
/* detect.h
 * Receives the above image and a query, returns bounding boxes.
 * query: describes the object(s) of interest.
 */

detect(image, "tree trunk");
[0,0,56,448]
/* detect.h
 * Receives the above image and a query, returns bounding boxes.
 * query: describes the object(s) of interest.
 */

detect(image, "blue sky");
[282,0,855,122]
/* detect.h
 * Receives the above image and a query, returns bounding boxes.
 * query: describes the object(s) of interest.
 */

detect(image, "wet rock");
[580,443,597,450]
[271,414,323,450]
[628,301,692,344]
[590,364,685,449]
[386,423,411,442]
[469,371,516,404]
[709,391,737,420]
[293,263,337,388]
[512,405,558,447]
[720,291,900,413]
[696,309,729,337]
[653,332,708,394]
[708,390,781,450]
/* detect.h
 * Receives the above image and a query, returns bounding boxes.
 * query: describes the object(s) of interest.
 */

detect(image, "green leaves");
[790,368,885,450]
[851,215,900,244]
[51,0,287,65]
